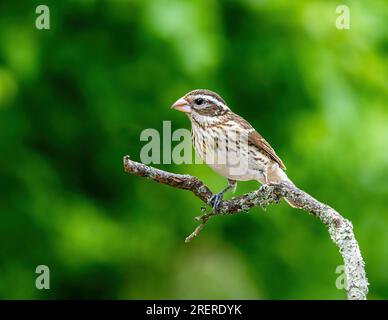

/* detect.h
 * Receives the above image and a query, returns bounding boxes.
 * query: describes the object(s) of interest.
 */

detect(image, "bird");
[171,89,297,209]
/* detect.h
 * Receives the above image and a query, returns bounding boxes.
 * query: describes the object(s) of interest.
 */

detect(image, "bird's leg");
[258,169,269,192]
[209,179,237,210]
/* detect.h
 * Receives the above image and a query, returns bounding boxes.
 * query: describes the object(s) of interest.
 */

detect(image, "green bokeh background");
[0,0,387,299]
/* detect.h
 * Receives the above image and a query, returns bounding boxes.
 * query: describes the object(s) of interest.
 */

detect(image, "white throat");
[190,112,223,126]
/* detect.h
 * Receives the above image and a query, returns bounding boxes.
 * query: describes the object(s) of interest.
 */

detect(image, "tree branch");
[123,155,368,300]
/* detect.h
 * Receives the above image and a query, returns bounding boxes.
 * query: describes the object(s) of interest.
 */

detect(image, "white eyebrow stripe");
[195,94,229,110]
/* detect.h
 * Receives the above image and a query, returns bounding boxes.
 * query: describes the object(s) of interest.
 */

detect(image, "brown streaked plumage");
[224,112,286,170]
[171,89,296,208]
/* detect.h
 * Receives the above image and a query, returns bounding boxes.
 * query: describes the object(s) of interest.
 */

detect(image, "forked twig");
[123,155,368,300]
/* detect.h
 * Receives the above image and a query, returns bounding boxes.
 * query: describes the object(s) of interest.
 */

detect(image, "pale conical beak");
[171,97,191,113]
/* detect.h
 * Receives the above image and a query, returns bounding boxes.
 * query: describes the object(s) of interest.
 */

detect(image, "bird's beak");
[171,97,191,113]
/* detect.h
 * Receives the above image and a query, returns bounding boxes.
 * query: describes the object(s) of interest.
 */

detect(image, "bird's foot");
[259,184,269,193]
[208,192,224,210]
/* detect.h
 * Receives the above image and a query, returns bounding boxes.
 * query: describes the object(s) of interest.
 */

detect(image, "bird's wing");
[248,129,286,170]
[229,113,286,170]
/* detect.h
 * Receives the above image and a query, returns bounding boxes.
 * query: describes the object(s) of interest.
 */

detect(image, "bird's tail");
[267,165,301,208]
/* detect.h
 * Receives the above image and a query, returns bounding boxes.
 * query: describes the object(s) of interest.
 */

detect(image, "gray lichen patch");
[123,156,369,300]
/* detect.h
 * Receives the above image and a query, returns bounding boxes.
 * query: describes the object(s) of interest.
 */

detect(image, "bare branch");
[123,155,368,300]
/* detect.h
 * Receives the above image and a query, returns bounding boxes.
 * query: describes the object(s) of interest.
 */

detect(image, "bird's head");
[171,89,230,124]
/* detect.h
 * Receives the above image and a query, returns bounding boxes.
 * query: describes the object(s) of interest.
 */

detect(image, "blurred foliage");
[0,0,387,299]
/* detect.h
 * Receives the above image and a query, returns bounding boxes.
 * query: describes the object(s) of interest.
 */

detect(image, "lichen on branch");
[123,155,368,300]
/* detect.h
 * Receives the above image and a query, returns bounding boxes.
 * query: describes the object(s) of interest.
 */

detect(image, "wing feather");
[229,113,286,170]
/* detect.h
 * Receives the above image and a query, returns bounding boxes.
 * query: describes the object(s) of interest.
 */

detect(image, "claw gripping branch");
[123,155,368,300]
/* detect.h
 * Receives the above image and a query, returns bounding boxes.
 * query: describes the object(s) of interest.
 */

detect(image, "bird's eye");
[195,98,204,105]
